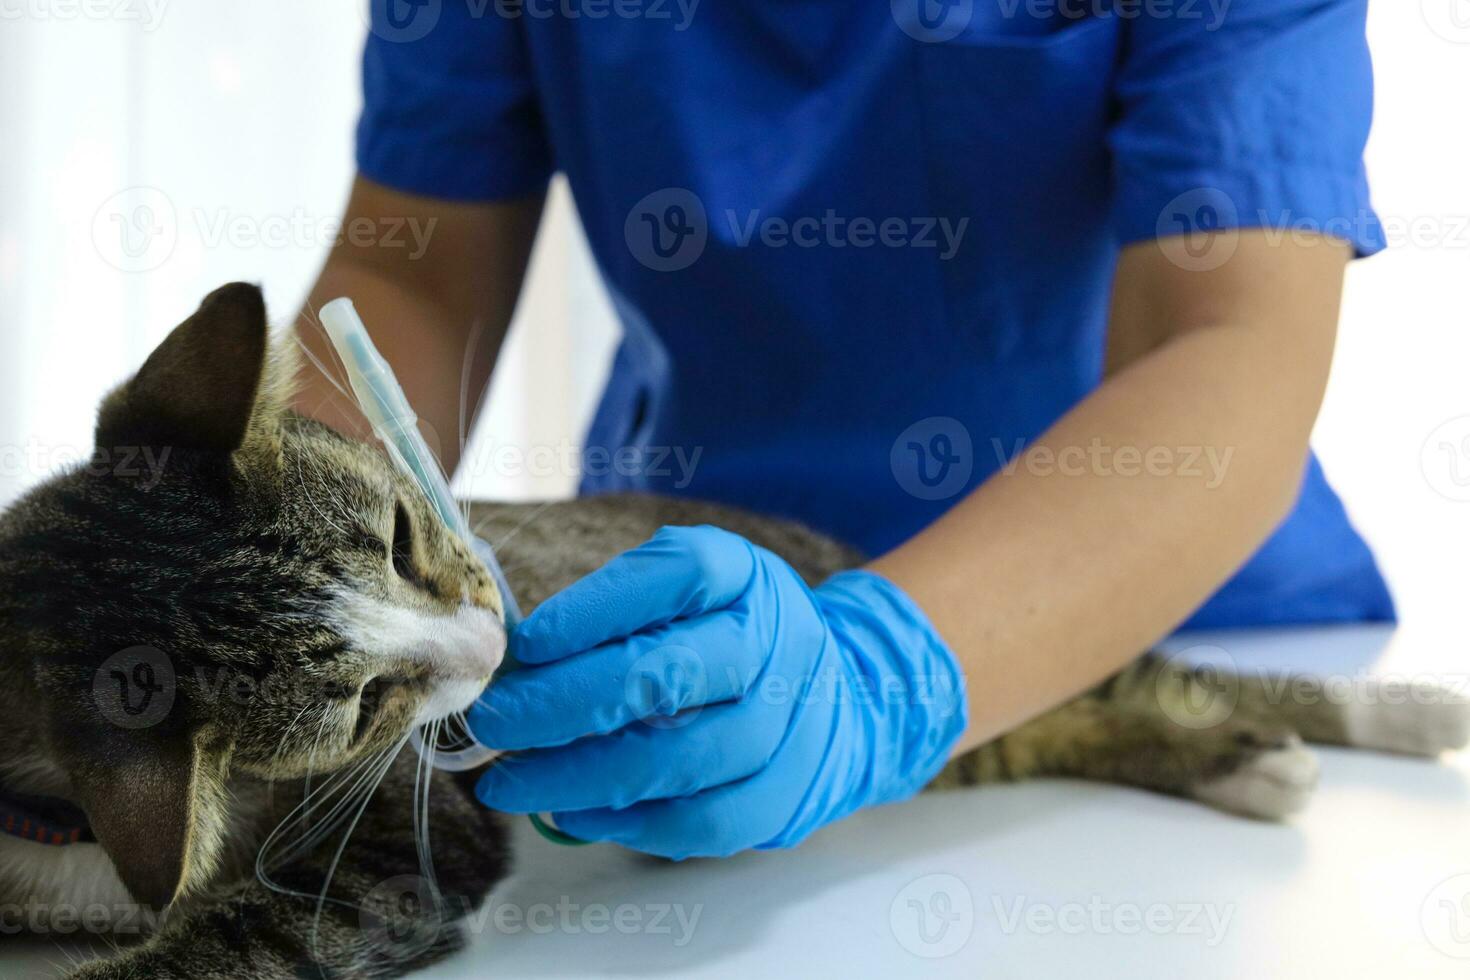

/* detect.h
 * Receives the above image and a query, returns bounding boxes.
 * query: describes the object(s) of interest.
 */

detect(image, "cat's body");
[0,285,1465,978]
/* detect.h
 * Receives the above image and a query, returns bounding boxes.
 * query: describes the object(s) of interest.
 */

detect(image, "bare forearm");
[293,177,543,474]
[870,234,1348,754]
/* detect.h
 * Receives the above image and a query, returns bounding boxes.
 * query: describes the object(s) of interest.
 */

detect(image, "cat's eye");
[391,501,416,581]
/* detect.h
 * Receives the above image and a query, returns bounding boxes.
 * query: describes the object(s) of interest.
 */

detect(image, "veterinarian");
[298,0,1391,858]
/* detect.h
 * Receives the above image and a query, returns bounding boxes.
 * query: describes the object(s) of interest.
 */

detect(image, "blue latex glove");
[468,525,967,859]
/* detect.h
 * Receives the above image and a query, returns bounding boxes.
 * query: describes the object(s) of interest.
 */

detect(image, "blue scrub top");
[358,0,1395,629]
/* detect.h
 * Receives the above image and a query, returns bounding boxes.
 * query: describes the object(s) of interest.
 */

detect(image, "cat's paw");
[1192,732,1319,821]
[1341,680,1470,757]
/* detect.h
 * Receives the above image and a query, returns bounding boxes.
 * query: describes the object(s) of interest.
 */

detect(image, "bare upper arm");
[1105,229,1352,385]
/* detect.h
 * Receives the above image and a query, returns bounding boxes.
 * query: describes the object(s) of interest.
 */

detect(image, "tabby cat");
[0,284,1463,978]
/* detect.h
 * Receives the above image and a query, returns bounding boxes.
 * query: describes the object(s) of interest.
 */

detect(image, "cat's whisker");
[309,735,411,960]
[411,719,443,906]
[472,498,554,552]
[259,745,392,873]
[293,331,355,405]
[291,441,353,540]
[458,315,490,463]
[257,744,390,883]
[257,747,404,931]
[297,301,355,396]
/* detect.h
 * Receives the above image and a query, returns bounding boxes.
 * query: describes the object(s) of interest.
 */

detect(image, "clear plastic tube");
[319,298,515,772]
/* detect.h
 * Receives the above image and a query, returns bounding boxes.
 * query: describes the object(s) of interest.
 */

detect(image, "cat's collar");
[0,786,94,846]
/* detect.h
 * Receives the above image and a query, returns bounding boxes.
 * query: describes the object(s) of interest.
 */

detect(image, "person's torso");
[510,4,1394,628]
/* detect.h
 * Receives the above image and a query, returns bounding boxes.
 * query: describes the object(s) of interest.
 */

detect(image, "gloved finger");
[550,768,791,860]
[550,692,838,859]
[475,695,791,813]
[468,608,772,750]
[512,525,759,665]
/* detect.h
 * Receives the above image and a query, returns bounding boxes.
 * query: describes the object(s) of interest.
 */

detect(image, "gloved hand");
[468,524,967,859]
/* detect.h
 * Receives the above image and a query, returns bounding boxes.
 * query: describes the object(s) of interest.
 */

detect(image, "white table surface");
[6,624,1468,978]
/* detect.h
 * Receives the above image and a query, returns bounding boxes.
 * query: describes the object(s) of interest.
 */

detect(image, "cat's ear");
[64,728,231,911]
[96,282,275,455]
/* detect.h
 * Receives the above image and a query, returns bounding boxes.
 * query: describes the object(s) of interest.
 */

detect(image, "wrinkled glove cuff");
[817,569,969,807]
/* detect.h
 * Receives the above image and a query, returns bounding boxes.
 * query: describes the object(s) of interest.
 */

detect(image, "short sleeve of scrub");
[1109,0,1385,258]
[356,2,552,201]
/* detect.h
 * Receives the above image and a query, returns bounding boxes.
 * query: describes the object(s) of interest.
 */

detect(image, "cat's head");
[0,283,505,909]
